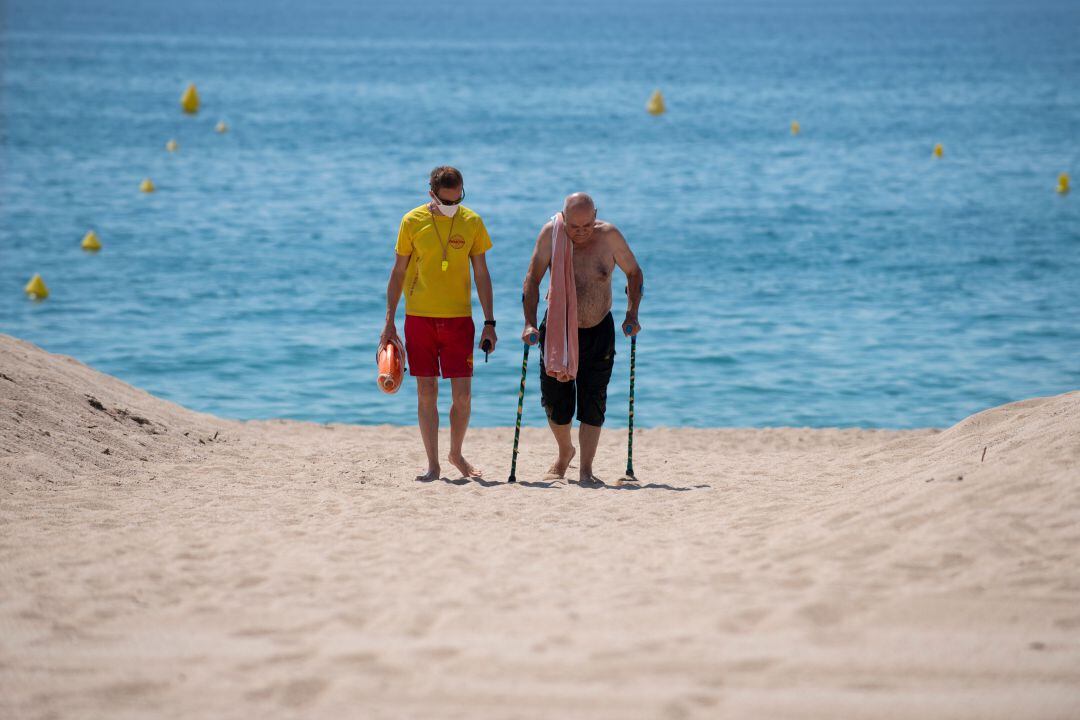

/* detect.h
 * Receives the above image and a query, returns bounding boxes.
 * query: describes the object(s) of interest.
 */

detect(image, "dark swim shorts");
[539,312,616,426]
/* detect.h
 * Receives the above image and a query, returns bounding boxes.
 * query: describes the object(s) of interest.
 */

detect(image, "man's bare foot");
[576,471,604,487]
[415,467,440,482]
[543,446,576,480]
[447,452,483,478]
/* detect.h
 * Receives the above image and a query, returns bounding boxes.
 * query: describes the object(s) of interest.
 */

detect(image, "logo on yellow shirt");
[449,235,465,249]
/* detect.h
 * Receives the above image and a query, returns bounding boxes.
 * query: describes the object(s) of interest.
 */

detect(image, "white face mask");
[436,202,459,217]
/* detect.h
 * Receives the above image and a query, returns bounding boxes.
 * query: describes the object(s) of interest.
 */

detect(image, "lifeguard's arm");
[470,253,495,324]
[380,253,411,349]
[522,223,554,341]
[611,227,644,335]
[471,253,498,352]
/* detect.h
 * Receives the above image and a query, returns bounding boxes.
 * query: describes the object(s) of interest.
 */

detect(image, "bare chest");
[570,241,615,325]
[572,243,614,290]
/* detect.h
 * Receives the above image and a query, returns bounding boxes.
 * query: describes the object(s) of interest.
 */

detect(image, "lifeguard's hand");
[622,315,641,337]
[521,325,540,346]
[479,326,498,353]
[379,322,402,353]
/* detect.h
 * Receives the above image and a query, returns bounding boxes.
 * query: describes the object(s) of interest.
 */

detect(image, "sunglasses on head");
[431,187,465,205]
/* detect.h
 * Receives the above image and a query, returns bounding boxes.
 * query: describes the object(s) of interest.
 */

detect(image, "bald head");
[564,192,595,214]
[562,192,598,244]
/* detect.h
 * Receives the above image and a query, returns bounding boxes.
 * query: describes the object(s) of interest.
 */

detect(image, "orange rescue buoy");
[377,340,405,394]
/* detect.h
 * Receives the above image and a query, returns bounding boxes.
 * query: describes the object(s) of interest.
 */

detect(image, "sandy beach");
[1,333,1078,719]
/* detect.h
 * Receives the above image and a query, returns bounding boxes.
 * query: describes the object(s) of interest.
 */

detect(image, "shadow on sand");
[415,475,561,489]
[415,475,708,492]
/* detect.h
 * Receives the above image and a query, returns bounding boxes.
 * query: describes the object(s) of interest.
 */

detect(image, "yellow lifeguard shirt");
[395,204,492,318]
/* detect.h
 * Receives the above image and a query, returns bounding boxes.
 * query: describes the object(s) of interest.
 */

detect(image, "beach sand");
[2,333,1078,719]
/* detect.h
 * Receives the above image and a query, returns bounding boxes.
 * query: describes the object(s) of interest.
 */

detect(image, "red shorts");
[404,315,475,378]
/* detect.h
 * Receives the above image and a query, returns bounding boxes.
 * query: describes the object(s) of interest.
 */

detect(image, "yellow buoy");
[791,120,800,136]
[646,89,665,116]
[1057,173,1070,194]
[25,273,49,300]
[140,177,156,193]
[166,139,178,152]
[933,143,944,158]
[181,83,200,114]
[215,120,229,134]
[81,230,101,252]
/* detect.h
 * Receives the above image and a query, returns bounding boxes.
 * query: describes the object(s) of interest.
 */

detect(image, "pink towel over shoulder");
[545,213,578,382]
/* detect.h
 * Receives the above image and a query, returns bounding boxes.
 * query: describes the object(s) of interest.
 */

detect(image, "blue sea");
[2,0,1078,428]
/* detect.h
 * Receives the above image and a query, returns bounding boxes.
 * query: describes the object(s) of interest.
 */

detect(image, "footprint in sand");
[278,677,328,708]
[90,679,169,703]
[728,657,779,673]
[798,602,844,626]
[233,649,315,672]
[333,652,403,676]
[415,646,460,661]
[245,677,328,708]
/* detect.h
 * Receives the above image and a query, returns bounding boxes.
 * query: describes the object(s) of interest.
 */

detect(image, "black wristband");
[484,320,496,327]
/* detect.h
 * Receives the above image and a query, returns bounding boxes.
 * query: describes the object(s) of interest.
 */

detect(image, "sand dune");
[2,333,1078,719]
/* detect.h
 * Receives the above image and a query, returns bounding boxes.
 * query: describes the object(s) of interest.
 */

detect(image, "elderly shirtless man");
[522,193,644,484]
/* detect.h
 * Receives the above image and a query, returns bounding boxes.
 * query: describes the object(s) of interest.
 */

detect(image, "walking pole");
[620,328,637,483]
[620,281,642,484]
[508,332,538,483]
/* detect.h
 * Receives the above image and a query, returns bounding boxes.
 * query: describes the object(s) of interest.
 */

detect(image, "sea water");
[2,0,1078,428]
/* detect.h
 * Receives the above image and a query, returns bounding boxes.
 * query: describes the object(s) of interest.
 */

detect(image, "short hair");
[564,192,595,212]
[429,166,463,192]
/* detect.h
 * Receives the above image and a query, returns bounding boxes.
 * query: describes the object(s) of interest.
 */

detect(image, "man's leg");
[546,418,576,479]
[447,377,482,477]
[416,377,440,480]
[539,320,577,479]
[405,315,443,481]
[574,313,616,485]
[577,422,602,483]
[441,317,481,478]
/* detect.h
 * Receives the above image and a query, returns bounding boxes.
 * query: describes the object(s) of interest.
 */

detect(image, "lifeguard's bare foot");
[448,452,482,478]
[415,467,440,482]
[544,446,576,480]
